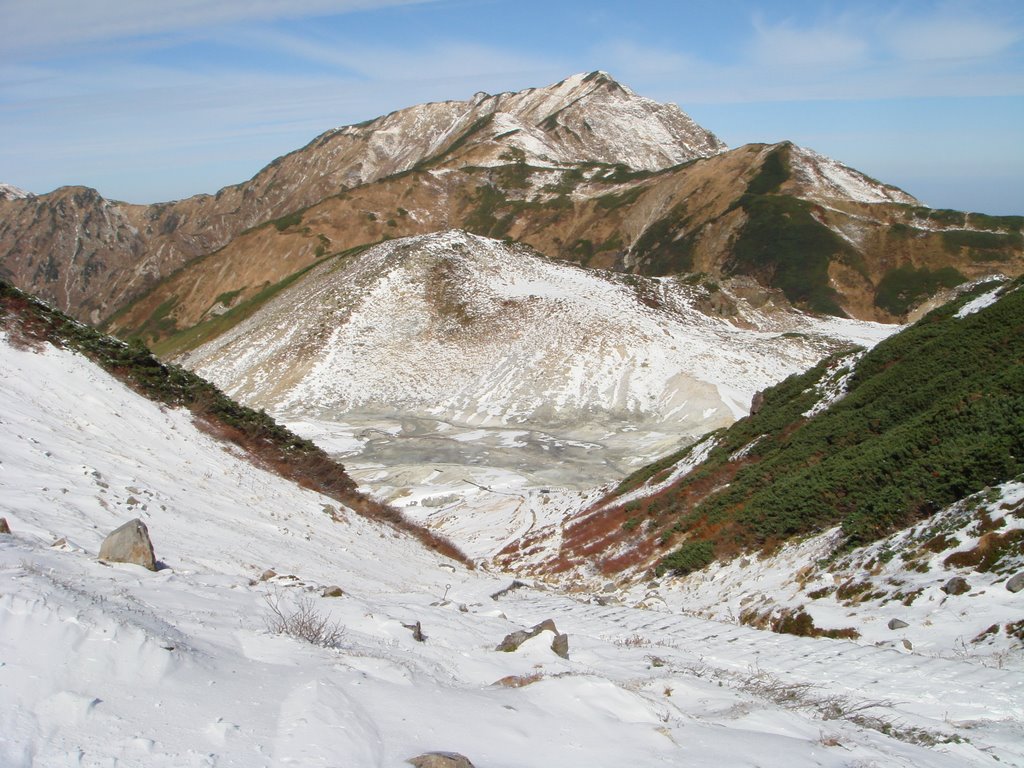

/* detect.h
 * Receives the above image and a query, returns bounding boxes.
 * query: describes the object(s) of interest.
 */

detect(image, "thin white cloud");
[0,0,436,61]
[750,17,868,68]
[884,14,1023,61]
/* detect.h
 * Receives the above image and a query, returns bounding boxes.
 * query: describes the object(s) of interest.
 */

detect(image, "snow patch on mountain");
[790,145,917,205]
[0,183,33,201]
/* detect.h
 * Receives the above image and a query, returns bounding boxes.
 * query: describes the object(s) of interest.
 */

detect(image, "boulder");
[1006,573,1024,593]
[551,633,570,659]
[496,619,561,653]
[941,576,971,595]
[887,618,909,630]
[0,517,10,534]
[321,586,344,598]
[98,518,156,571]
[407,752,475,768]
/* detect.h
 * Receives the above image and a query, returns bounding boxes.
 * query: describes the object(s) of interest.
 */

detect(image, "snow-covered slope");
[3,324,1022,767]
[183,230,893,439]
[788,145,917,205]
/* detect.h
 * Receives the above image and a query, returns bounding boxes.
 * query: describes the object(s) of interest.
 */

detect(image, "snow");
[4,330,1023,766]
[789,145,917,205]
[0,182,32,200]
[955,283,1006,318]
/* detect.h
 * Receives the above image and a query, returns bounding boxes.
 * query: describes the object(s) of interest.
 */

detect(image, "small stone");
[888,618,909,630]
[321,586,344,598]
[902,639,913,651]
[458,604,469,613]
[1005,573,1024,593]
[0,517,10,534]
[407,752,475,768]
[941,576,971,595]
[551,633,569,659]
[98,518,156,571]
[259,569,277,582]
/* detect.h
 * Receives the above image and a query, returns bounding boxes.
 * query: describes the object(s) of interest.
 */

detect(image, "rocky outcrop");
[98,518,156,571]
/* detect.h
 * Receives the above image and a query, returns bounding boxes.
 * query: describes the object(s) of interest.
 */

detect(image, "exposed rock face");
[98,518,156,571]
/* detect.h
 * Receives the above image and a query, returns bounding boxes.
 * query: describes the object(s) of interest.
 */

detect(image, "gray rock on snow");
[887,618,909,630]
[496,618,562,653]
[98,518,156,571]
[941,576,971,595]
[1006,573,1024,593]
[407,752,475,768]
[551,633,570,659]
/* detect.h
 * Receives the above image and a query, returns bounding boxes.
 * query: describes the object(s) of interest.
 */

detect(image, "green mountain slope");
[548,278,1024,576]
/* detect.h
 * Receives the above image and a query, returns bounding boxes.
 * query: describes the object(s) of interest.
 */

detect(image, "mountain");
[2,278,1022,766]
[0,72,723,324]
[3,72,1021,336]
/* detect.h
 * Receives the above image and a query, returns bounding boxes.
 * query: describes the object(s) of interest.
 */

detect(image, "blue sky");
[2,0,1022,214]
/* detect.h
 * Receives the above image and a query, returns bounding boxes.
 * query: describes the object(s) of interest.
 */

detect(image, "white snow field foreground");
[2,336,1023,767]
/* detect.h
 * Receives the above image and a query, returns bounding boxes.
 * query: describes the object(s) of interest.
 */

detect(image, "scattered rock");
[942,576,971,595]
[602,582,617,594]
[458,604,469,613]
[887,618,909,630]
[259,569,277,582]
[98,518,156,571]
[1006,573,1024,593]
[902,639,913,651]
[551,633,569,659]
[407,752,475,768]
[321,586,344,598]
[496,619,561,653]
[0,517,10,534]
[490,580,528,600]
[402,620,427,642]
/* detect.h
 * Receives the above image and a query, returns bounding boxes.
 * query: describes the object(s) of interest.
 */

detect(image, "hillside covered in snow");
[2,280,1023,768]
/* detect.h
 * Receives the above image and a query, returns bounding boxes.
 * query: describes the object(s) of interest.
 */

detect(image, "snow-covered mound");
[3,325,1022,767]
[183,230,895,435]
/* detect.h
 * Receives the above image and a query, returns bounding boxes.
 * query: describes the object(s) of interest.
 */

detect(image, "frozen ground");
[3,331,1023,766]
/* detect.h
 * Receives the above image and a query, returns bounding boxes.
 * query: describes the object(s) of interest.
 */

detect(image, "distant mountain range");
[1,71,1020,335]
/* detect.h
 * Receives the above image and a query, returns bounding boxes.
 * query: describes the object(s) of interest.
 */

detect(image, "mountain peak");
[0,183,33,201]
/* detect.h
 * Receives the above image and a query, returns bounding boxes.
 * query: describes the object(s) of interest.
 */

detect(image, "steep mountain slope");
[509,278,1023,584]
[3,281,1022,767]
[0,278,465,563]
[0,72,723,324]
